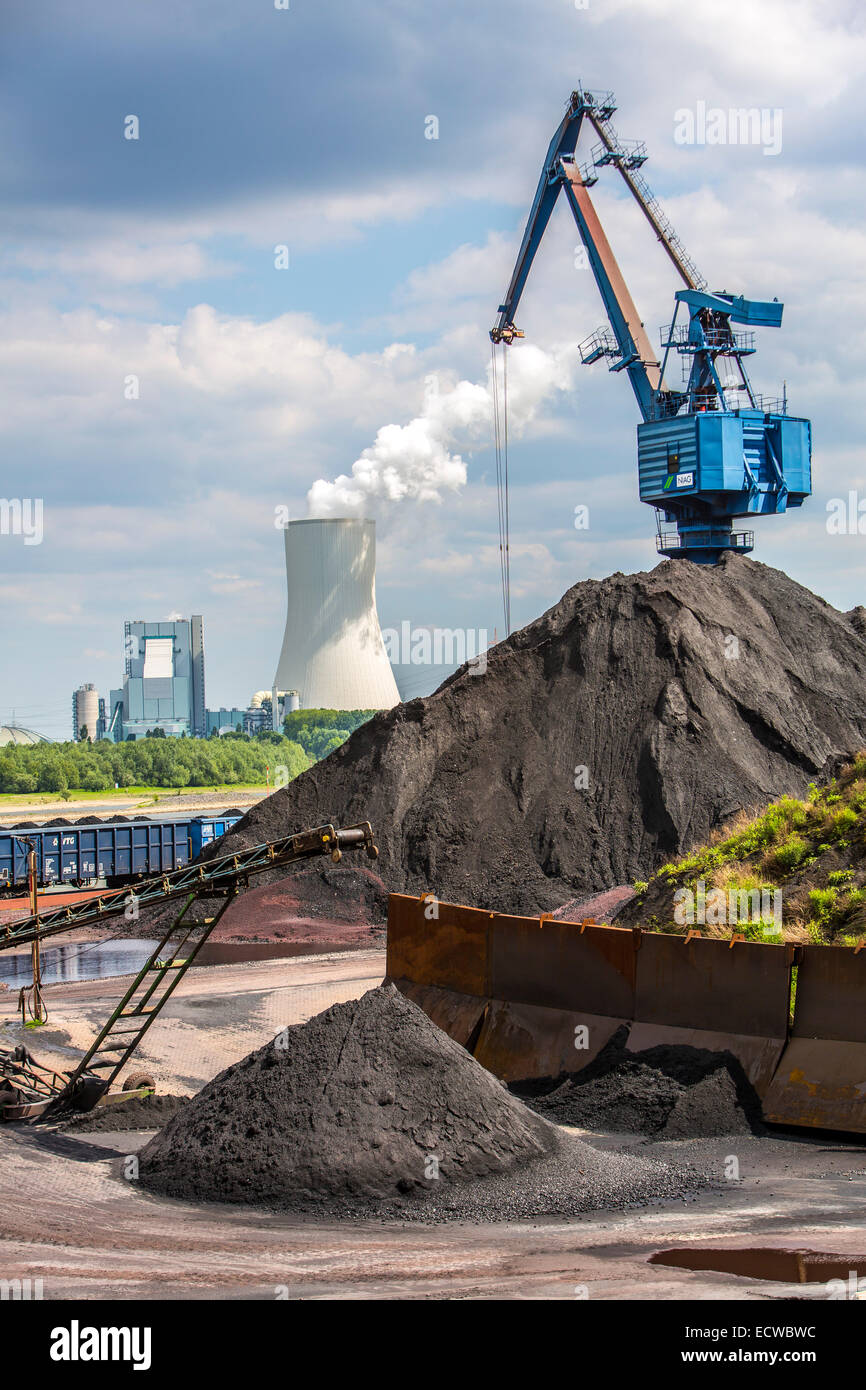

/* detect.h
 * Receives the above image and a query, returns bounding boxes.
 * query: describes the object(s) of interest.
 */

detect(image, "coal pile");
[60,1093,186,1133]
[137,986,707,1220]
[214,555,866,915]
[526,1029,761,1139]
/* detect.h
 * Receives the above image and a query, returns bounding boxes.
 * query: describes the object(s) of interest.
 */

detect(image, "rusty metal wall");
[474,1001,625,1083]
[629,933,793,1094]
[474,916,638,1081]
[395,982,487,1049]
[763,945,866,1132]
[488,917,636,1014]
[387,898,639,1080]
[385,893,490,997]
[385,894,866,1131]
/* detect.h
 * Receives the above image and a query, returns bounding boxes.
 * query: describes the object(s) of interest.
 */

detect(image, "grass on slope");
[630,754,866,945]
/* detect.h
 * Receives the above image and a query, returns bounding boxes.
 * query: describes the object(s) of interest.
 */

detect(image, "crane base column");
[656,526,755,565]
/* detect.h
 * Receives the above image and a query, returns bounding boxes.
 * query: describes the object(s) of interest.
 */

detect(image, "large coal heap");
[219,555,866,914]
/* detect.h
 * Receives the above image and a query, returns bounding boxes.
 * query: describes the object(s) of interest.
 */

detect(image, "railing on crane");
[582,92,706,292]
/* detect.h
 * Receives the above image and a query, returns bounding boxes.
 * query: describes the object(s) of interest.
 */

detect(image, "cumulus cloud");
[306,342,581,517]
[11,238,232,288]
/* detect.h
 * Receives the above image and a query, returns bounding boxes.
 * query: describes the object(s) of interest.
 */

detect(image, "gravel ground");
[551,885,636,922]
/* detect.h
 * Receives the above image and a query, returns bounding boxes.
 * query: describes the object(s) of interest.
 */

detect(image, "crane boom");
[491,102,583,345]
[491,89,684,421]
[560,162,662,420]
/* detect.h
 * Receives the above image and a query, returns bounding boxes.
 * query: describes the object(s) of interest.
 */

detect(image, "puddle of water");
[0,940,161,987]
[0,937,361,988]
[650,1246,866,1284]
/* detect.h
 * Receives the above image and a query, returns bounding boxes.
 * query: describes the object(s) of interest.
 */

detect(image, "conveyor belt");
[0,822,376,952]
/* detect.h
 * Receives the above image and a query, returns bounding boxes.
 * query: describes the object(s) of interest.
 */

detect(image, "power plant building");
[273,519,399,713]
[108,616,206,741]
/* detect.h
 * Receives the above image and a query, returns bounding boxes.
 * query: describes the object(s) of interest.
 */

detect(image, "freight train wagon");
[0,813,242,893]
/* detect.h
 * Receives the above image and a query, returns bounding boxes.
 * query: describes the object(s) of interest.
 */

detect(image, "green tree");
[37,764,68,793]
[81,769,111,792]
[282,709,375,762]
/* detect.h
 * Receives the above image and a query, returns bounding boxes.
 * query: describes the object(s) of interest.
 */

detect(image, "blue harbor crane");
[491,86,811,567]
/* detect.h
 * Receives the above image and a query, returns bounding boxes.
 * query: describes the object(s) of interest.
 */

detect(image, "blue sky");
[1,0,864,738]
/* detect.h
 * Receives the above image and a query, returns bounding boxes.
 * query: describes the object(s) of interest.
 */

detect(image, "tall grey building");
[107,615,206,740]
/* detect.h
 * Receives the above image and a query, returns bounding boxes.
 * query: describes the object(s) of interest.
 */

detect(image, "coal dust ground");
[137,985,711,1221]
[523,1027,763,1138]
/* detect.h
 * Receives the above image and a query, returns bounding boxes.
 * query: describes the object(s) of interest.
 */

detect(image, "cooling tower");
[273,518,400,711]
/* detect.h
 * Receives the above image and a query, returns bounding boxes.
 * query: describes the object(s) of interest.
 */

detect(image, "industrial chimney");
[273,518,400,713]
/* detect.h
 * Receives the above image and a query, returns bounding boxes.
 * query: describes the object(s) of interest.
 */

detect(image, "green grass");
[635,755,866,943]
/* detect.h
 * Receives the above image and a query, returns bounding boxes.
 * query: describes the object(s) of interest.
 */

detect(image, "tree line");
[0,711,375,793]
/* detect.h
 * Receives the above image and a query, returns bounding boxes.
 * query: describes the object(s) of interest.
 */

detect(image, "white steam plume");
[306,343,579,517]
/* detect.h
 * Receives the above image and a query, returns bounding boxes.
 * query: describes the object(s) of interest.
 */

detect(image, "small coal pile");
[137,986,707,1219]
[526,1028,762,1139]
[61,1094,187,1133]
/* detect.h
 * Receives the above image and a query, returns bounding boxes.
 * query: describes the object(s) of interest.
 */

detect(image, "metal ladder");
[79,892,236,1093]
[587,108,707,291]
[40,888,237,1116]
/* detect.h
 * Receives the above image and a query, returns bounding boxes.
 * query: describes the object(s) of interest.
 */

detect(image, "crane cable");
[491,342,511,636]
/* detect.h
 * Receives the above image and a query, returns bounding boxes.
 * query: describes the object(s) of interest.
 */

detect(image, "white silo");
[72,683,99,741]
[273,519,400,711]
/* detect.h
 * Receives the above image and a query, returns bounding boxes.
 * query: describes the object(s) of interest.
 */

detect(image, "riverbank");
[0,786,269,824]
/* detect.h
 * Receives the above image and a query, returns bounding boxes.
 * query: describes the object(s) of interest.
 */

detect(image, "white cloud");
[4,0,866,731]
